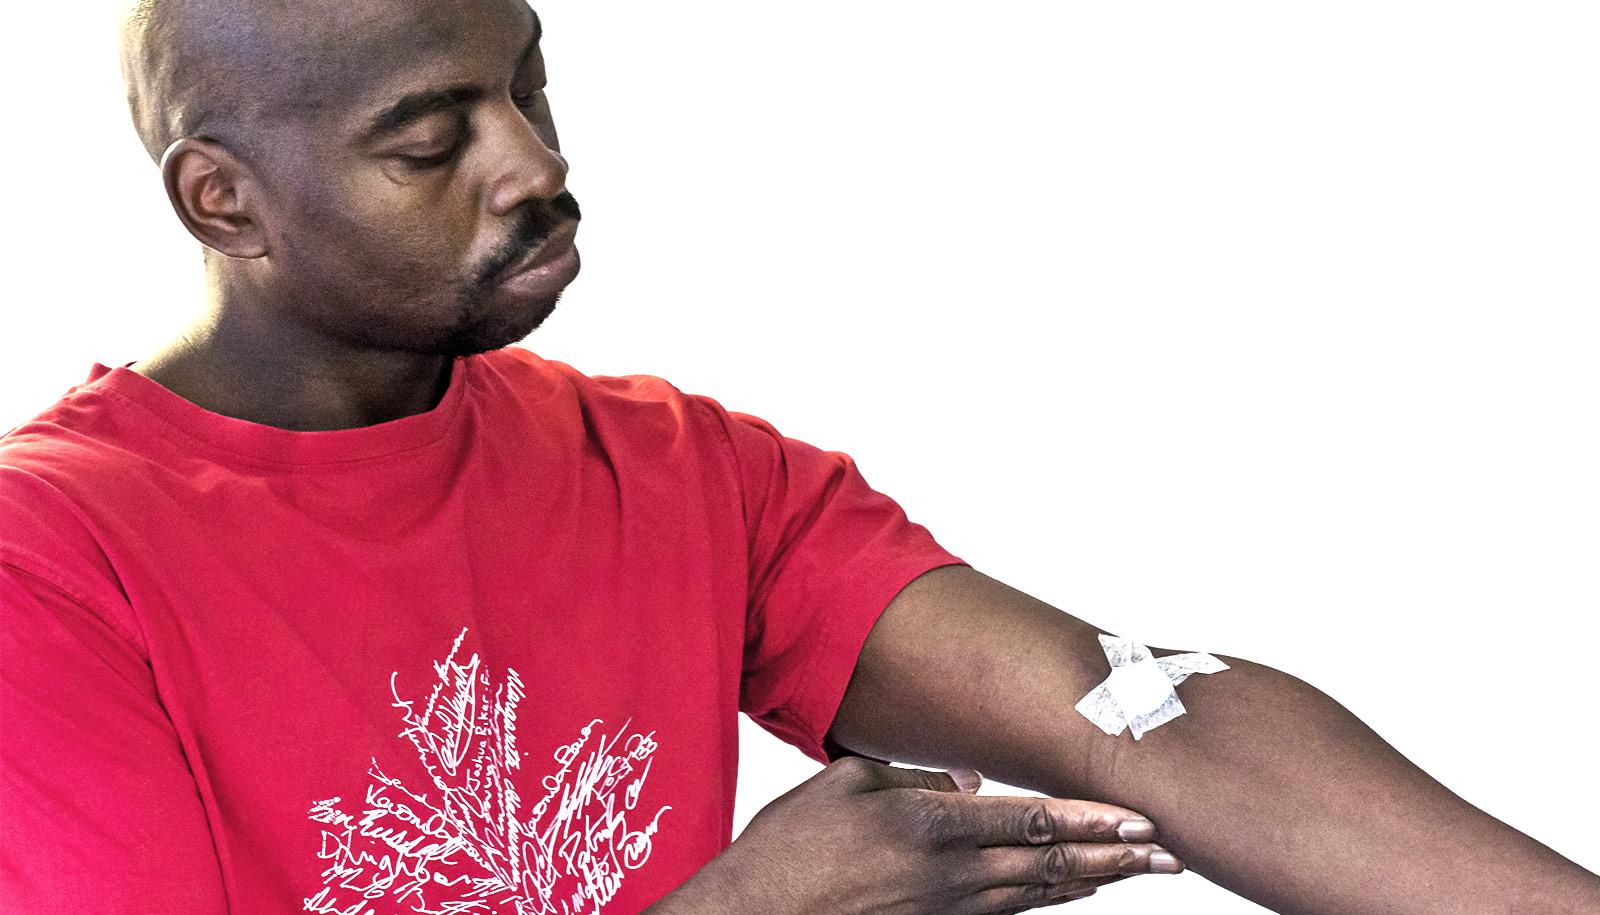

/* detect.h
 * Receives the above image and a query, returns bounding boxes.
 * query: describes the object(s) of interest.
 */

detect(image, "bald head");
[122,0,289,166]
[112,0,578,360]
[118,0,470,167]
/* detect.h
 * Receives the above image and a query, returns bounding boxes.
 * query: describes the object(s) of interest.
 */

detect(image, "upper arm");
[824,563,1136,794]
[686,391,967,766]
[1,561,229,913]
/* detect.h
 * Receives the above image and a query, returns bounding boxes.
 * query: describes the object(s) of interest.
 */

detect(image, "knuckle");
[940,850,987,893]
[1119,844,1142,871]
[1043,842,1083,883]
[905,795,955,844]
[1083,810,1120,840]
[1023,802,1056,844]
[1025,880,1057,904]
[825,754,876,785]
[1042,842,1074,883]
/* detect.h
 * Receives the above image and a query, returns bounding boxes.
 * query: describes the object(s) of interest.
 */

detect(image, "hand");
[651,755,1183,915]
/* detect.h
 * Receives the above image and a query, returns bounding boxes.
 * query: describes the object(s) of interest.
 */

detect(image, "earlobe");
[159,137,269,260]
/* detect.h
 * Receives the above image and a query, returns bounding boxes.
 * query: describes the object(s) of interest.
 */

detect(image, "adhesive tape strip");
[1074,634,1229,740]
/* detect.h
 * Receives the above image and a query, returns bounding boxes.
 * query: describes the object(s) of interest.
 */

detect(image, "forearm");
[1052,657,1598,913]
[826,566,1600,914]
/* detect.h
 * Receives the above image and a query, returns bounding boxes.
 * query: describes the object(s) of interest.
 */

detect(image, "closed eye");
[397,141,465,170]
[512,86,546,110]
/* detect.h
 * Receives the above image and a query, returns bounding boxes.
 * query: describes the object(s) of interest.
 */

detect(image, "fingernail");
[1116,817,1156,842]
[1150,850,1184,874]
[1060,887,1097,901]
[949,768,983,793]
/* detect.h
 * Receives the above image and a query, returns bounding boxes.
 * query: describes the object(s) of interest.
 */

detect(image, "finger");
[955,863,1153,913]
[956,876,1103,914]
[879,765,982,794]
[976,840,1184,887]
[845,757,981,794]
[929,793,1159,846]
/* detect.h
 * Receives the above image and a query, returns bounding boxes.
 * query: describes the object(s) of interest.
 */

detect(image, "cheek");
[283,167,481,294]
[269,190,492,347]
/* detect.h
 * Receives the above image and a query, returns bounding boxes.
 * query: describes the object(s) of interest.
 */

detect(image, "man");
[0,1,1594,913]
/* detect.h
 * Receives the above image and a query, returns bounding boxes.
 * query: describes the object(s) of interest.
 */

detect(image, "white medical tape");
[1074,634,1229,739]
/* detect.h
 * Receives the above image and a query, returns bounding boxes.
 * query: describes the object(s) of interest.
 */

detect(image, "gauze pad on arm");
[1074,634,1229,739]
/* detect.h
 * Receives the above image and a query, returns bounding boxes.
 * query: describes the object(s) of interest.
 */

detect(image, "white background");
[5,2,1597,911]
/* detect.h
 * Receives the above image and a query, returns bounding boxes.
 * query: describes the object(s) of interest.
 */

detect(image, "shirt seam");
[0,554,149,656]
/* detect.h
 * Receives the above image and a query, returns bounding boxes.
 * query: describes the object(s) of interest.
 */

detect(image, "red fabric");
[0,346,965,914]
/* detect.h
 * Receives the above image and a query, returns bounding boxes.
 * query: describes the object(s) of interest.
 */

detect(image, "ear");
[159,137,269,259]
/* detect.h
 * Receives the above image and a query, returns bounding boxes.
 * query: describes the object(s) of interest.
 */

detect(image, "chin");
[434,290,564,357]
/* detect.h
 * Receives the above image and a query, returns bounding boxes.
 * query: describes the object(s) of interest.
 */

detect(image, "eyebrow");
[359,9,543,143]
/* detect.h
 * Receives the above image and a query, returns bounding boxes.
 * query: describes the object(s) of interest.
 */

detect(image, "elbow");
[1082,654,1335,802]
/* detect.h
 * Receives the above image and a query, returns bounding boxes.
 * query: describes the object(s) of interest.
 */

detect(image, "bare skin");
[824,566,1600,913]
[121,0,579,430]
[643,758,1180,915]
[112,1,1599,912]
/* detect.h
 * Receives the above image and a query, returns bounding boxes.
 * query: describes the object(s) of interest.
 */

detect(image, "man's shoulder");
[486,345,699,403]
[483,345,729,431]
[0,429,132,636]
[0,372,134,494]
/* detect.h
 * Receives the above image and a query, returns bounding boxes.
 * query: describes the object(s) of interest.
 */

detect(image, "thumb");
[947,767,984,794]
[866,763,984,794]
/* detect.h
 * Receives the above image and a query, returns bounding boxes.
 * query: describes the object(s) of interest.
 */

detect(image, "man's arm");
[826,564,1600,913]
[0,559,229,913]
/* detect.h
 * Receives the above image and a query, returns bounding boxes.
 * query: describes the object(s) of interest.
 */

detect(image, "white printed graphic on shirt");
[302,626,671,914]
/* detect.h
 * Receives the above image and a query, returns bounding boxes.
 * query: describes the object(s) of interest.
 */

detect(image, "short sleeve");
[0,560,229,913]
[691,395,967,765]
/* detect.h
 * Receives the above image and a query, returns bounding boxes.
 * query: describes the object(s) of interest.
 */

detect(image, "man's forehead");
[270,0,537,126]
[340,0,532,66]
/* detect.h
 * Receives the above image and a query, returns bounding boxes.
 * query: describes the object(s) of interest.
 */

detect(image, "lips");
[496,221,579,284]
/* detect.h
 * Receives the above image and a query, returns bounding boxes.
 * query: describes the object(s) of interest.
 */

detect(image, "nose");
[485,103,569,217]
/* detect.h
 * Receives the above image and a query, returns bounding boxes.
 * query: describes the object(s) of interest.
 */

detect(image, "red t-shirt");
[0,345,965,914]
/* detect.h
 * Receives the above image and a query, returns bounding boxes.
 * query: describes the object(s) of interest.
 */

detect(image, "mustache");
[477,190,582,286]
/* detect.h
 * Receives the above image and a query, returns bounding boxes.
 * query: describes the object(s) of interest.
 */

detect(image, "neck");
[129,303,455,433]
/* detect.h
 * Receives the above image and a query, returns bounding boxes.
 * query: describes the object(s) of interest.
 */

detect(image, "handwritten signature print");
[303,627,671,914]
